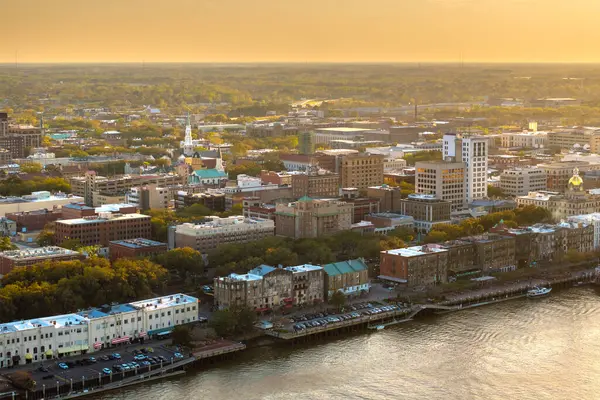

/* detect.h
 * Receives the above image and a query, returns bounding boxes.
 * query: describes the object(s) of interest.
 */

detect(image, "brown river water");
[95,287,600,400]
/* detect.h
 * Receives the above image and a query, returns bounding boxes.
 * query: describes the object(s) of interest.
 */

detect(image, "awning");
[25,353,33,360]
[45,350,53,356]
[155,329,173,337]
[111,336,130,345]
[138,332,148,337]
[93,342,103,349]
[58,345,87,354]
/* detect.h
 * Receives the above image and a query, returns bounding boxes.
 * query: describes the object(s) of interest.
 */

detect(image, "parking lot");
[28,343,188,391]
[285,301,410,333]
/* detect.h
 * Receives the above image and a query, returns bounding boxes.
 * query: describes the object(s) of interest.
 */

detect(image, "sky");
[2,0,600,63]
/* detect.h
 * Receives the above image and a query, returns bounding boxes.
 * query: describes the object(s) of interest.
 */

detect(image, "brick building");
[339,153,384,190]
[290,171,340,198]
[379,245,448,286]
[54,213,152,247]
[398,194,452,233]
[6,209,62,232]
[109,238,168,261]
[0,247,84,276]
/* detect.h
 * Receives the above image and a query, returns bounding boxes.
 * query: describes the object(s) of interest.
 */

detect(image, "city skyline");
[3,0,600,63]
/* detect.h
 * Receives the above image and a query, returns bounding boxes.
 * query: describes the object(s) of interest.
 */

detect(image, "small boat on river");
[527,286,552,298]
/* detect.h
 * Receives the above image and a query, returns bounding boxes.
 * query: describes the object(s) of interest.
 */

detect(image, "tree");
[36,229,55,246]
[154,247,205,280]
[70,149,90,158]
[0,236,17,251]
[8,371,35,391]
[389,226,415,242]
[60,238,83,250]
[424,230,450,244]
[210,309,237,336]
[487,185,507,198]
[20,163,43,173]
[235,307,257,334]
[171,325,192,347]
[329,290,346,310]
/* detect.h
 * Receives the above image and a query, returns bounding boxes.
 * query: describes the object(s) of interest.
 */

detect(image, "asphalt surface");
[28,343,187,390]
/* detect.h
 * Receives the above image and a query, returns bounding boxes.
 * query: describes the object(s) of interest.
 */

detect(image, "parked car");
[58,362,69,370]
[173,352,184,359]
[113,365,123,372]
[102,368,112,375]
[100,355,110,361]
[141,361,151,367]
[112,353,121,360]
[158,356,167,362]
[134,354,147,361]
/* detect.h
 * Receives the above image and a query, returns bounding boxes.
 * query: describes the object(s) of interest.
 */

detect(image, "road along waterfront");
[91,286,600,400]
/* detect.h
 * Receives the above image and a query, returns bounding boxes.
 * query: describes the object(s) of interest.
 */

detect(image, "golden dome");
[569,175,583,187]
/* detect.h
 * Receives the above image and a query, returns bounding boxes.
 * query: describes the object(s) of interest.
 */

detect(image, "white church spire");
[182,112,194,156]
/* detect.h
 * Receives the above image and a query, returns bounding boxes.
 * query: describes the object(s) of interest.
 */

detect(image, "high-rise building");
[298,131,316,155]
[500,167,547,196]
[125,184,170,210]
[398,194,452,233]
[339,153,384,190]
[443,134,488,202]
[415,160,466,211]
[290,169,340,198]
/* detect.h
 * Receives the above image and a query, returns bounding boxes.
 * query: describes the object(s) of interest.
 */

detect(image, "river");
[95,287,600,400]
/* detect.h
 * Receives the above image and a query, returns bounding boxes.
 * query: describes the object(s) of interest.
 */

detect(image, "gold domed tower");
[568,167,584,192]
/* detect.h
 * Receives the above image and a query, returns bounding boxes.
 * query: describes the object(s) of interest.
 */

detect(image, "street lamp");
[42,384,45,398]
[70,378,73,392]
[56,381,59,396]
[82,376,85,390]
[98,372,101,385]
[110,371,113,383]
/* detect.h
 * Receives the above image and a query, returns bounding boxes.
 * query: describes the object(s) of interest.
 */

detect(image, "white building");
[171,216,275,251]
[500,131,548,149]
[180,114,195,157]
[0,192,84,216]
[383,157,408,172]
[515,191,560,208]
[0,294,199,367]
[126,184,170,209]
[443,134,488,202]
[500,168,547,196]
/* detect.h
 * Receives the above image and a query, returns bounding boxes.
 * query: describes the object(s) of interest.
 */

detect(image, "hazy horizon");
[4,0,600,63]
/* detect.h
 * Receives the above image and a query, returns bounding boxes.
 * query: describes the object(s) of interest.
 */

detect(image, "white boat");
[376,325,385,330]
[527,286,552,298]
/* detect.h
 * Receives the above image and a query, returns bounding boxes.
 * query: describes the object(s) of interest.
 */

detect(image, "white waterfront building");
[0,294,198,367]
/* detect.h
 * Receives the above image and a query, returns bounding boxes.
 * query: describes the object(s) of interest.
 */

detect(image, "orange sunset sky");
[2,0,599,63]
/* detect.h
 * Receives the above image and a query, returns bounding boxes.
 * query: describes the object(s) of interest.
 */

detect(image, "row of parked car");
[292,304,406,332]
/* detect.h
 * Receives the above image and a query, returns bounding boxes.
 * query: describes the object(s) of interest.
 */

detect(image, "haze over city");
[3,0,600,63]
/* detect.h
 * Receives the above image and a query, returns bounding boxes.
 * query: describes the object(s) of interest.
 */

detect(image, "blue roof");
[323,259,368,276]
[63,203,93,211]
[192,169,227,178]
[248,265,276,276]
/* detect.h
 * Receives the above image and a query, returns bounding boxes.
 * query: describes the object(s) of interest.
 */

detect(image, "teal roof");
[298,195,312,202]
[192,169,227,178]
[323,259,368,276]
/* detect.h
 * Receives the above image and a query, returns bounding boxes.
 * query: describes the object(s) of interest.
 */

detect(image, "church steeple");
[182,112,194,156]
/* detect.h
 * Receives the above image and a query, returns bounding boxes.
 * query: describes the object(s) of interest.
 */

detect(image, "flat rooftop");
[0,246,80,261]
[317,127,371,133]
[129,294,197,310]
[384,245,448,257]
[110,238,166,249]
[56,213,149,225]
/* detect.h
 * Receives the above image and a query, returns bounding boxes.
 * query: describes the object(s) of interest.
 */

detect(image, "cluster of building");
[213,259,370,311]
[379,219,594,287]
[0,294,199,367]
